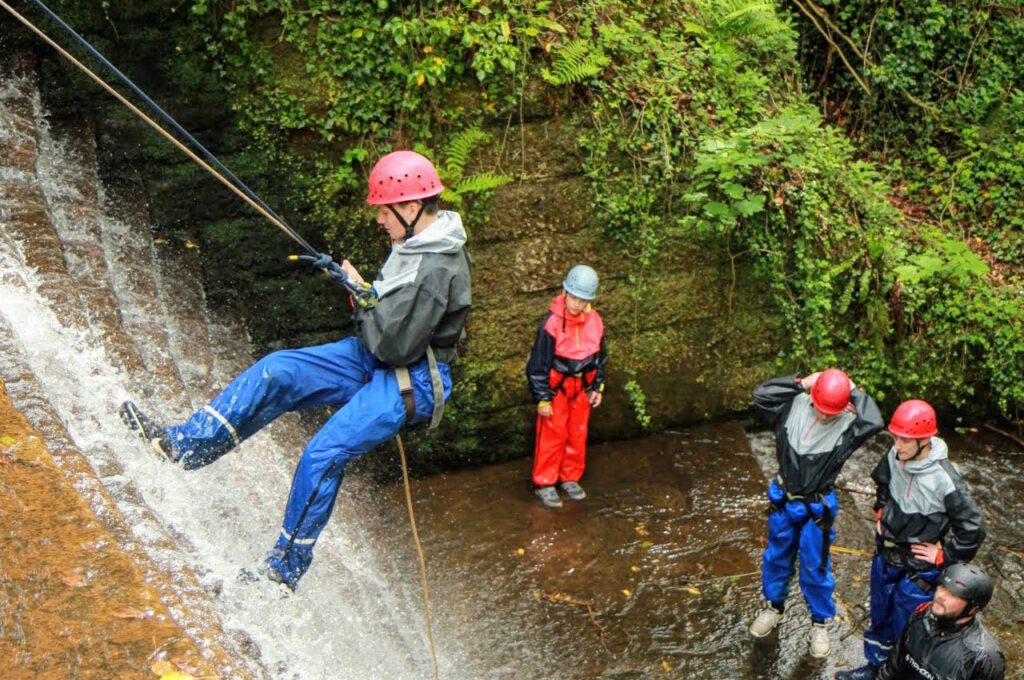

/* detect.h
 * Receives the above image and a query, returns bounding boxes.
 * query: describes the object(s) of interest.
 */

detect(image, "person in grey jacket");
[121,150,472,588]
[749,369,884,659]
[837,399,986,680]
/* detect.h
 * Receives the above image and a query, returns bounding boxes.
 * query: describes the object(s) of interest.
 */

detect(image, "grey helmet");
[563,264,599,300]
[941,563,994,613]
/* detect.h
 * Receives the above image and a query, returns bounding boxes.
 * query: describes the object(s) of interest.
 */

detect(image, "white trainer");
[809,622,831,658]
[749,606,781,638]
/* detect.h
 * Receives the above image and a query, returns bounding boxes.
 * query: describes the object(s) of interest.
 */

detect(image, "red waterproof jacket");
[526,294,607,402]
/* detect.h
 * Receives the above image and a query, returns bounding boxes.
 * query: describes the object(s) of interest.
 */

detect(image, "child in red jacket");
[525,265,607,508]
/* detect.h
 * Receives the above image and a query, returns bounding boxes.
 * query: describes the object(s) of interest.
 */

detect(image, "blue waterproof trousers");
[760,481,838,621]
[862,554,939,667]
[163,337,451,587]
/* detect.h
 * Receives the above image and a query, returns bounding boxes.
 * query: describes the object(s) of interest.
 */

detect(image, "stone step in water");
[36,116,152,388]
[0,58,88,333]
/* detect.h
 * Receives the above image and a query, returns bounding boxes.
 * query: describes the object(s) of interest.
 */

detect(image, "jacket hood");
[395,210,466,255]
[548,293,589,326]
[899,436,948,474]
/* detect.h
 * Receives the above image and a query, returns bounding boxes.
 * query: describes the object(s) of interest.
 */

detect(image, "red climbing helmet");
[366,150,444,205]
[888,399,938,439]
[810,368,851,415]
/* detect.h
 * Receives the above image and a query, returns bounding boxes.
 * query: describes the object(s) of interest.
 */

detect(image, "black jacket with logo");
[878,606,1005,680]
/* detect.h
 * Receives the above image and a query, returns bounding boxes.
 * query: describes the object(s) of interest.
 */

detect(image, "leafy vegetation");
[791,0,1024,267]
[181,0,1022,422]
[34,0,1021,425]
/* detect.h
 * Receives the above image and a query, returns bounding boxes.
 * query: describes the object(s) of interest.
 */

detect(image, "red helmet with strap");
[888,399,937,439]
[366,150,444,205]
[810,368,851,415]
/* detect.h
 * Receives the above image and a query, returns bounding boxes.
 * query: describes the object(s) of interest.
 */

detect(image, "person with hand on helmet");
[836,399,986,680]
[748,369,884,659]
[871,562,1004,680]
[120,150,472,589]
[525,264,607,509]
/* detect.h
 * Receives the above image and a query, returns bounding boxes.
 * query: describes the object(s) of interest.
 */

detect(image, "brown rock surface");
[0,382,220,680]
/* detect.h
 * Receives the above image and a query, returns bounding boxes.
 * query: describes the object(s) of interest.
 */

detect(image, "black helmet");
[940,563,994,613]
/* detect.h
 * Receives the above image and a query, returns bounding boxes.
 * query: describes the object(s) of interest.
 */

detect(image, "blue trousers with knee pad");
[760,481,838,621]
[862,554,939,667]
[163,337,451,586]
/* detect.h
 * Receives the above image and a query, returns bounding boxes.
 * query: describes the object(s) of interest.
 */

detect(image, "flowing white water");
[1,61,466,679]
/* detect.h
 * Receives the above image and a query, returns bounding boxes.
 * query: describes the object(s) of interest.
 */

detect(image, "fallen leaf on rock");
[111,606,149,619]
[151,660,177,675]
[150,659,196,679]
[62,572,87,588]
[831,545,872,558]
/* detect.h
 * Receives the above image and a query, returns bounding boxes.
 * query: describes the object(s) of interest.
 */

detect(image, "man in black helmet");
[845,562,1005,680]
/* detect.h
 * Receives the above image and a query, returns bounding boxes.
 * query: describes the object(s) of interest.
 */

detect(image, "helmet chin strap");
[388,202,426,241]
[910,437,929,461]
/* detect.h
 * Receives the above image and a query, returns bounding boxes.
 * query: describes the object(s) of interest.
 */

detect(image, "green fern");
[441,173,513,205]
[436,128,513,204]
[540,39,610,86]
[443,127,489,182]
[454,172,513,195]
[698,0,787,40]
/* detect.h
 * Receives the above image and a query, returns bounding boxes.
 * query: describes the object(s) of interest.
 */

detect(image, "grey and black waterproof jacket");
[878,606,1005,680]
[354,210,472,367]
[873,436,985,570]
[753,374,884,497]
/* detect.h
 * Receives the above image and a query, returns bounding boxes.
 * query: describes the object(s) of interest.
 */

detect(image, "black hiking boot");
[834,665,878,680]
[119,400,176,463]
[236,566,295,595]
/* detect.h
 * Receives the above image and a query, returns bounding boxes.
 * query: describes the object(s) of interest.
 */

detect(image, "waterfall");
[0,55,455,679]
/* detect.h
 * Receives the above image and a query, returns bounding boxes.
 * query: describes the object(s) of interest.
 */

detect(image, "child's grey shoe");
[559,481,586,500]
[534,485,563,508]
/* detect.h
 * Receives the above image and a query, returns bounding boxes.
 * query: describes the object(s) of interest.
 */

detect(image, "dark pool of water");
[363,422,1024,679]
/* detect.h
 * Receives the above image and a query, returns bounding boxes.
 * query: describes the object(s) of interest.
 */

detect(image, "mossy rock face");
[35,5,785,466]
[448,116,782,460]
[90,84,782,466]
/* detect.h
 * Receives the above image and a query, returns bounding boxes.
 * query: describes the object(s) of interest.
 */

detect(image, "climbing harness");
[394,347,445,431]
[769,476,836,574]
[2,2,442,675]
[424,347,446,430]
[395,366,417,423]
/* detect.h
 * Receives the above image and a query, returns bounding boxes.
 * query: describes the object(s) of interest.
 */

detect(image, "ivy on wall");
[39,0,1019,422]
[186,0,1022,421]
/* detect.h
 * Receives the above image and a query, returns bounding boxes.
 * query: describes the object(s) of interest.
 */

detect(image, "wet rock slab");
[0,383,220,679]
